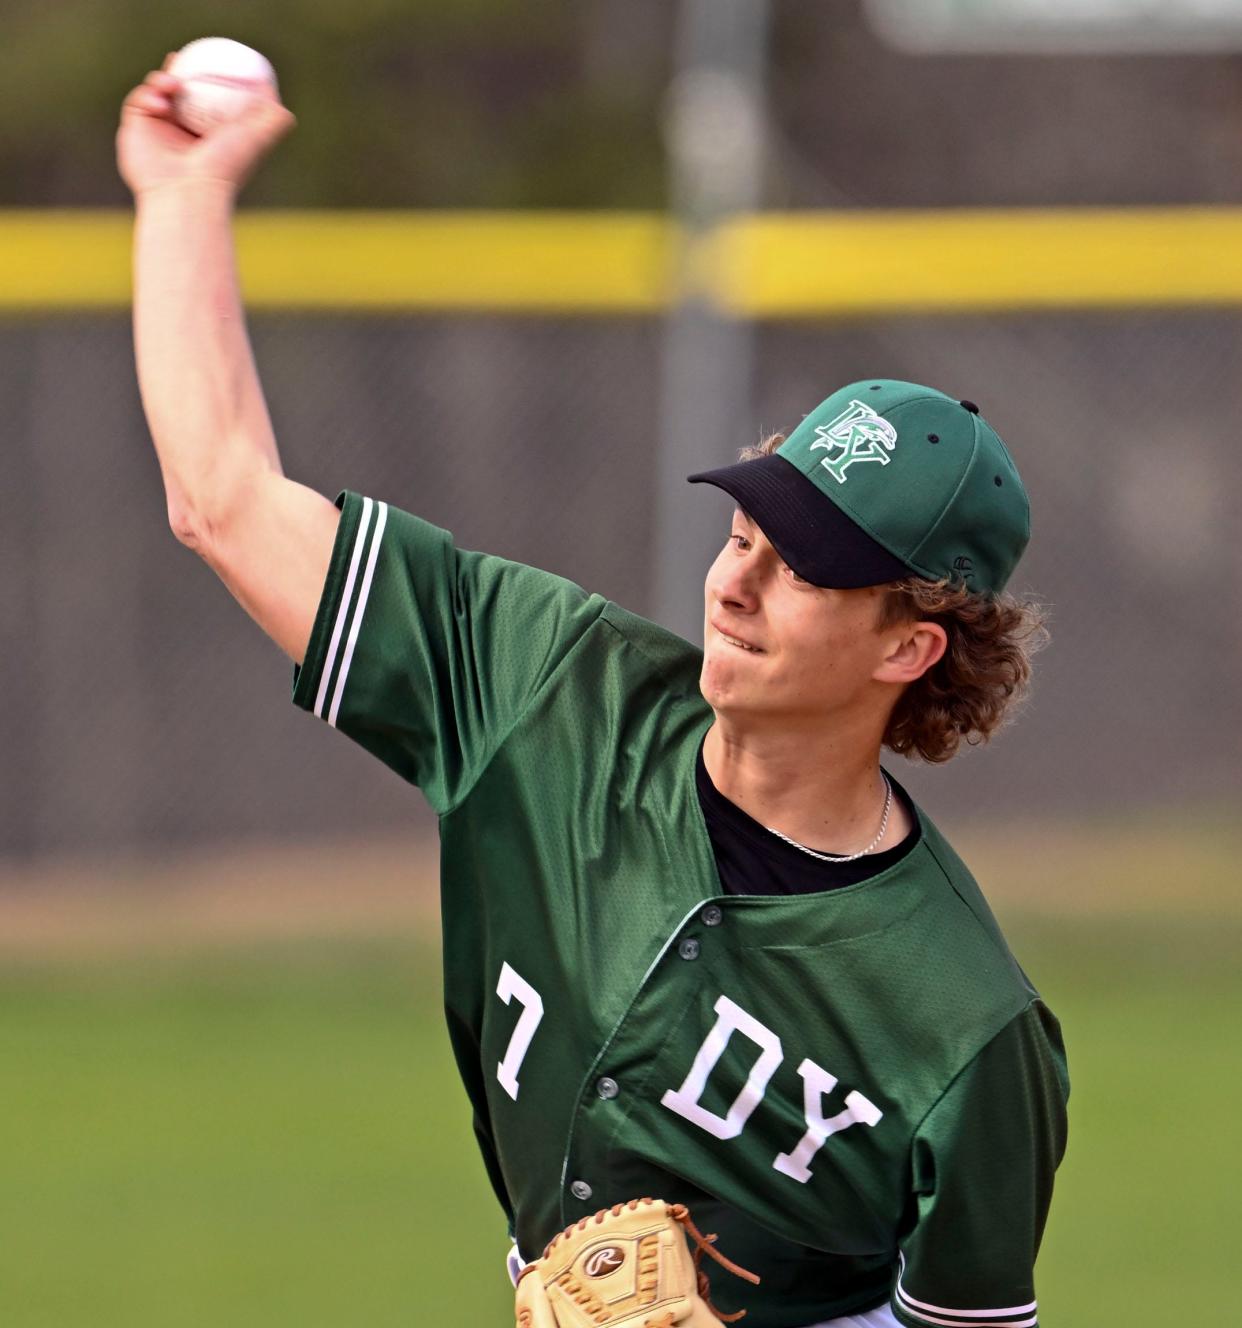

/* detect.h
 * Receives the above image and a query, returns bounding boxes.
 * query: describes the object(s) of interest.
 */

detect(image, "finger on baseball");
[145,71,181,94]
[123,85,173,116]
[239,95,297,138]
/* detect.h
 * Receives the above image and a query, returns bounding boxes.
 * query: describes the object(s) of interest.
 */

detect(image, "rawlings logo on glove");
[514,1197,759,1328]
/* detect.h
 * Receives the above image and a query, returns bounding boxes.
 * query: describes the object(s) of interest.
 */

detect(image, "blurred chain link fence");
[4,310,1239,859]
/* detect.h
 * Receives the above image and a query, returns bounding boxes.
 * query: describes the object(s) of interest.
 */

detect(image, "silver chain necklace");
[763,774,893,864]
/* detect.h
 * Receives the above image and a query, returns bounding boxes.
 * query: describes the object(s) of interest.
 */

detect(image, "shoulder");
[915,808,1034,986]
[501,597,709,724]
[598,601,704,692]
[859,794,1052,1075]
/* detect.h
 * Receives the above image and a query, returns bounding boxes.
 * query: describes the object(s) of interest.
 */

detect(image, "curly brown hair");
[739,432,1048,763]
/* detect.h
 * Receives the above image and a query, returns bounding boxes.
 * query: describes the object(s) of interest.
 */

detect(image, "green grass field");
[1,833,1238,1326]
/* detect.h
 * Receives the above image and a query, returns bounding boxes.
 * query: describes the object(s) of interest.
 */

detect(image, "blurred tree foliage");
[1,0,672,206]
[3,0,1235,211]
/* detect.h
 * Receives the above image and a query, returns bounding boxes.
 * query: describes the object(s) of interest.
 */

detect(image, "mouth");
[711,621,764,653]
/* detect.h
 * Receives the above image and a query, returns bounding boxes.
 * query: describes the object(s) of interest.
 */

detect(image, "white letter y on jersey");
[772,1058,883,1183]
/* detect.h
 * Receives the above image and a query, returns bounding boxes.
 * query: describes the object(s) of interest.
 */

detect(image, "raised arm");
[117,61,340,663]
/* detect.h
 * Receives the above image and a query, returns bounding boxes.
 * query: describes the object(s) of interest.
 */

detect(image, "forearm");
[132,179,281,543]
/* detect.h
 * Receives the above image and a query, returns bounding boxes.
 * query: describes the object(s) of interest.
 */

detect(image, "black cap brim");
[687,454,913,589]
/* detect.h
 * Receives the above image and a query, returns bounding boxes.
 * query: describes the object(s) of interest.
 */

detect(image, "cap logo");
[810,401,898,484]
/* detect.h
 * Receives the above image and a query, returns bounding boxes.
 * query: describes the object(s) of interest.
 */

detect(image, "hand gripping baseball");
[117,55,295,201]
[514,1198,760,1328]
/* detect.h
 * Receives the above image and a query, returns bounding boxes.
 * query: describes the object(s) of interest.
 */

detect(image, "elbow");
[165,463,270,556]
[167,494,209,553]
[167,500,197,550]
[167,491,230,561]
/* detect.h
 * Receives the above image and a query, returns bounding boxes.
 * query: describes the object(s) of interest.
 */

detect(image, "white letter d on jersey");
[661,995,783,1140]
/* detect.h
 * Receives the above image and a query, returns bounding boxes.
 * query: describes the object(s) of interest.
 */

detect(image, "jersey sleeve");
[892,1001,1069,1328]
[292,492,606,813]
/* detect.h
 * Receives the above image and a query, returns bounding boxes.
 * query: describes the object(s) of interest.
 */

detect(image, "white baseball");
[168,37,279,136]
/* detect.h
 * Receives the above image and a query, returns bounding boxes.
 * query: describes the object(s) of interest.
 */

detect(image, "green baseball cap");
[687,379,1030,595]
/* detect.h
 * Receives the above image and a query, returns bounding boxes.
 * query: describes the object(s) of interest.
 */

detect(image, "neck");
[702,715,912,856]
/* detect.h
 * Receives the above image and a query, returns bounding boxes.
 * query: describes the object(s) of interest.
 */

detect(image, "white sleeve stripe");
[896,1283,1037,1323]
[314,495,374,719]
[328,499,388,728]
[895,1254,1037,1320]
[894,1304,1036,1328]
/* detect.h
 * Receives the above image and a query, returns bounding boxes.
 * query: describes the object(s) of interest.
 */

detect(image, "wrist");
[135,177,239,215]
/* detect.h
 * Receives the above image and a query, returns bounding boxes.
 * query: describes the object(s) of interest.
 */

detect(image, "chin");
[698,659,733,709]
[699,660,764,714]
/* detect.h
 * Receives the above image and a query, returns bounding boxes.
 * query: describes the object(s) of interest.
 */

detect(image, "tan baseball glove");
[514,1197,760,1328]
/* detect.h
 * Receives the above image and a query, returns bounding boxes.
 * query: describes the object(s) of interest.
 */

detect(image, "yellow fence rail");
[5,206,1242,315]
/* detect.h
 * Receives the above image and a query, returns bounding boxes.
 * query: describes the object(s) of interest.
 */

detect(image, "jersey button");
[678,938,701,961]
[570,1179,593,1202]
[700,905,723,927]
[596,1076,620,1100]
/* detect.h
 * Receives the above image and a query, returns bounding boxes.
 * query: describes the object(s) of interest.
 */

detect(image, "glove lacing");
[669,1203,760,1324]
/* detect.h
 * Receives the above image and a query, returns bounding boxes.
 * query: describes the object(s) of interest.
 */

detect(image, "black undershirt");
[695,738,921,895]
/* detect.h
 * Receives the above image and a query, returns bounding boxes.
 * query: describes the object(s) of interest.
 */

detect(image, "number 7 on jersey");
[496,961,544,1100]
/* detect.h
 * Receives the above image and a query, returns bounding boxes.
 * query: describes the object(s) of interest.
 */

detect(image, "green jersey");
[293,494,1068,1328]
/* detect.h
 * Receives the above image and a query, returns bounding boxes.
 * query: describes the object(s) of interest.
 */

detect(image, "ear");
[873,620,947,685]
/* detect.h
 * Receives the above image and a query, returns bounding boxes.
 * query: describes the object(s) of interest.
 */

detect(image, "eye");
[730,533,751,551]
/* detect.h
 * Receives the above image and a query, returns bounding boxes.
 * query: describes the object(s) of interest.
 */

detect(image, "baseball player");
[119,67,1067,1328]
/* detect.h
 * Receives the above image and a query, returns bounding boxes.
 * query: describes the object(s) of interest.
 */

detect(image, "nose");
[710,544,761,614]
